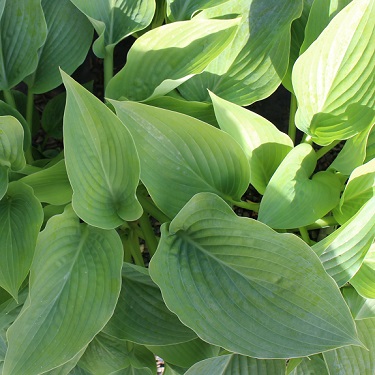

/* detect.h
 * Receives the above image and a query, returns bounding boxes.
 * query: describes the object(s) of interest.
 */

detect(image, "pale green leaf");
[147,338,219,369]
[20,160,72,205]
[333,158,375,224]
[210,91,293,194]
[106,17,240,101]
[323,318,375,375]
[62,72,142,229]
[342,286,375,320]
[112,101,250,218]
[149,192,360,358]
[166,0,230,21]
[185,354,285,375]
[178,0,303,106]
[78,332,155,375]
[103,263,196,345]
[351,243,375,298]
[312,197,375,286]
[0,116,26,199]
[0,182,43,300]
[2,205,123,375]
[293,0,375,145]
[258,143,341,229]
[70,0,155,58]
[0,0,47,90]
[289,355,328,375]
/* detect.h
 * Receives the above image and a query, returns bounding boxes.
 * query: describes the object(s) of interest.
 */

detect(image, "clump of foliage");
[0,0,374,374]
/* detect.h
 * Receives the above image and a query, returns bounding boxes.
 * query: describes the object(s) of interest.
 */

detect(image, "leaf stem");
[299,226,312,245]
[3,89,16,108]
[315,140,341,160]
[129,224,145,267]
[137,191,170,224]
[306,216,338,230]
[288,93,297,144]
[138,211,158,257]
[104,46,114,89]
[232,199,259,212]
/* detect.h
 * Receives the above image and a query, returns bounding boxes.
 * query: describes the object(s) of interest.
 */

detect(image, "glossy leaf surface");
[3,206,123,375]
[258,144,341,229]
[62,72,142,229]
[0,182,43,299]
[149,193,360,358]
[113,101,250,218]
[106,17,240,101]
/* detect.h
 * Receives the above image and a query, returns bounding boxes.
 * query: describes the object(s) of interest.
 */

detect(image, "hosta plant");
[0,0,374,374]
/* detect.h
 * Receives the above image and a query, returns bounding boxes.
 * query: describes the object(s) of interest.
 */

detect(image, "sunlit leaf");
[149,192,360,358]
[210,91,293,194]
[3,205,123,375]
[112,101,250,218]
[258,143,341,229]
[106,17,240,101]
[62,71,142,229]
[293,0,375,145]
[0,0,47,90]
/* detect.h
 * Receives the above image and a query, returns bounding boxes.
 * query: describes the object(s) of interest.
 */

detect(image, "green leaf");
[106,17,240,101]
[258,143,341,229]
[350,243,375,298]
[42,348,86,375]
[210,91,293,194]
[365,126,375,163]
[323,318,375,375]
[62,71,142,229]
[78,332,155,375]
[103,263,196,345]
[24,0,93,93]
[312,197,375,287]
[0,182,43,300]
[0,286,27,331]
[20,160,72,205]
[342,286,375,320]
[0,116,26,200]
[112,101,250,218]
[41,92,65,138]
[166,0,230,21]
[185,354,285,375]
[147,338,220,369]
[70,0,155,58]
[2,205,123,375]
[333,158,375,224]
[164,364,187,375]
[289,355,329,375]
[0,0,47,90]
[178,0,303,106]
[149,192,360,358]
[293,0,375,145]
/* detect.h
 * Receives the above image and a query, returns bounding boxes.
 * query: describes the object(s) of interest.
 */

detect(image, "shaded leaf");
[113,101,250,218]
[106,17,240,101]
[42,348,86,375]
[0,286,27,331]
[149,192,360,358]
[0,182,43,299]
[103,263,196,345]
[3,205,123,375]
[258,143,341,229]
[289,355,328,375]
[365,126,375,163]
[62,72,142,229]
[342,286,375,320]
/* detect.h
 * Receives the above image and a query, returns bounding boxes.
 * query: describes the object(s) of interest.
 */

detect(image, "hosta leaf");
[24,0,93,94]
[62,72,142,229]
[70,0,155,58]
[258,143,341,229]
[0,182,43,300]
[3,205,123,375]
[343,286,375,320]
[293,0,375,145]
[147,338,219,369]
[0,0,47,90]
[365,126,375,162]
[166,0,230,21]
[350,243,375,298]
[112,101,250,218]
[0,116,26,199]
[42,348,86,375]
[41,92,66,139]
[178,0,303,106]
[0,286,27,331]
[323,318,375,375]
[149,192,360,358]
[185,354,285,375]
[210,91,293,194]
[164,364,187,375]
[103,263,196,345]
[20,159,72,205]
[289,355,328,375]
[78,332,156,375]
[312,197,375,287]
[106,17,240,101]
[333,158,375,224]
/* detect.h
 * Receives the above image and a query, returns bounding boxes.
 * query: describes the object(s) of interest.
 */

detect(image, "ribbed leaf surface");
[289,355,328,375]
[342,286,375,320]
